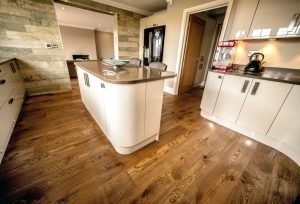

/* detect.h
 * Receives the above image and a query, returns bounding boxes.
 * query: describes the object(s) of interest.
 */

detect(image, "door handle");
[250,82,260,95]
[8,98,14,104]
[218,75,222,79]
[241,80,250,93]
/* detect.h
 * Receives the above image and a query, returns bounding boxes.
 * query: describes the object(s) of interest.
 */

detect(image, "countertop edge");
[75,63,177,84]
[209,69,300,85]
[0,58,16,65]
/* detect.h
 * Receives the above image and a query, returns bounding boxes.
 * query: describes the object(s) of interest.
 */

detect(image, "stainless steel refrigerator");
[143,26,166,66]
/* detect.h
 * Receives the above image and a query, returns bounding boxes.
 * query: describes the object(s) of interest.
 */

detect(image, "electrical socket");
[248,50,260,57]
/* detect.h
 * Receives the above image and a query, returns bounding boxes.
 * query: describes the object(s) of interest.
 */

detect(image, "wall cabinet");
[225,0,259,40]
[267,85,300,151]
[225,0,300,39]
[249,0,300,38]
[200,72,224,114]
[214,75,253,122]
[0,60,25,163]
[237,79,292,134]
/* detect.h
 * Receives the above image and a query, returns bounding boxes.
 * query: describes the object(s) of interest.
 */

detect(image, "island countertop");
[75,61,177,84]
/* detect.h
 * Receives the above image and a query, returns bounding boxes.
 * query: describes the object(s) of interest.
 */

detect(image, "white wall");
[95,31,114,60]
[59,25,97,60]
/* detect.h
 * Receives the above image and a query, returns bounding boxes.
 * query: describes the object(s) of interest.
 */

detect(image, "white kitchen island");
[75,61,176,154]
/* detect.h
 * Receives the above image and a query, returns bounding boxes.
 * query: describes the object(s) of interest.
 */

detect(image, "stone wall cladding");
[0,0,71,95]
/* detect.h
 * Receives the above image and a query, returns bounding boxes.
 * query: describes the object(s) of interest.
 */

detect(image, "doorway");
[54,1,116,79]
[178,6,228,94]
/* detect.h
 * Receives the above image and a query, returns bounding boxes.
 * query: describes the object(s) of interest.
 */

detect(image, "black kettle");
[244,52,265,73]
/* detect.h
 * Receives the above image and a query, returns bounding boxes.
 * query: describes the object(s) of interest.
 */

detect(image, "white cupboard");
[0,59,25,163]
[225,0,259,40]
[268,85,300,151]
[236,79,292,134]
[249,0,300,38]
[77,68,107,134]
[214,75,253,122]
[76,66,165,154]
[200,72,224,114]
[201,71,300,165]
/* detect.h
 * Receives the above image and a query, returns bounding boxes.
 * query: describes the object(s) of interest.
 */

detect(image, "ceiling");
[54,3,114,32]
[93,0,167,15]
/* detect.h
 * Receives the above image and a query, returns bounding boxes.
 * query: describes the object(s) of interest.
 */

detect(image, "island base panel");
[110,134,159,154]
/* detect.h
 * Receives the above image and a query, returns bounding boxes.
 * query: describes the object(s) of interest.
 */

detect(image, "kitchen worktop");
[75,61,176,84]
[0,58,16,65]
[210,66,300,85]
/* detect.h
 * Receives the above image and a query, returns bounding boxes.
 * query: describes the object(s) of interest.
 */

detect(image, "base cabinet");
[200,72,224,114]
[201,71,299,165]
[76,66,164,154]
[237,79,292,134]
[0,59,25,163]
[267,85,300,151]
[214,75,253,122]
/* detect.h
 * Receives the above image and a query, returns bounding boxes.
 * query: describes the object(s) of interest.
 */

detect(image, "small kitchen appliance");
[212,40,237,71]
[244,52,265,73]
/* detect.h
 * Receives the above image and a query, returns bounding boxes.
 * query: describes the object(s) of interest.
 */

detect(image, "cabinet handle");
[8,98,14,104]
[241,80,250,93]
[250,82,260,95]
[101,83,105,88]
[0,79,5,85]
[287,13,300,32]
[10,63,16,73]
[84,73,90,87]
[218,75,223,79]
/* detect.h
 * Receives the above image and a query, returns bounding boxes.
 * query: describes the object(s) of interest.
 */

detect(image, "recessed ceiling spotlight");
[61,7,65,10]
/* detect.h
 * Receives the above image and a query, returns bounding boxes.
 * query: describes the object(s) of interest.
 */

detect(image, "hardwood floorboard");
[0,79,299,203]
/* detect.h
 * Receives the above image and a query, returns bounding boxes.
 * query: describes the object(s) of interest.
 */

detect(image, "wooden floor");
[0,79,299,203]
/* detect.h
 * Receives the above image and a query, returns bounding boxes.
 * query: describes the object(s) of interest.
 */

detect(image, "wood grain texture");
[0,79,299,203]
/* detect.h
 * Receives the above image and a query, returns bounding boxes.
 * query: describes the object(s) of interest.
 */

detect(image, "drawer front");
[0,90,22,162]
[0,73,14,109]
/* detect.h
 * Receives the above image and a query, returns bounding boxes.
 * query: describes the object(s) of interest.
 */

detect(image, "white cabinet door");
[104,83,146,147]
[89,74,107,135]
[225,0,259,40]
[237,79,292,134]
[249,0,300,38]
[145,80,164,139]
[76,68,87,105]
[200,71,224,114]
[267,85,300,150]
[214,75,253,122]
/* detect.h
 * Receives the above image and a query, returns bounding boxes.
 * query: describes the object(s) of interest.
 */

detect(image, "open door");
[178,15,205,94]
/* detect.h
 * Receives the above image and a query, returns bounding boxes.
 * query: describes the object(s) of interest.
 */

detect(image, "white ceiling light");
[61,7,65,10]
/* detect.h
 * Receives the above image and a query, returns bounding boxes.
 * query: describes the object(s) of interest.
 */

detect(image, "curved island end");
[75,61,176,154]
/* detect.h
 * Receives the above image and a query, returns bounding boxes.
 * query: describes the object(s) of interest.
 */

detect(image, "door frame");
[174,0,233,95]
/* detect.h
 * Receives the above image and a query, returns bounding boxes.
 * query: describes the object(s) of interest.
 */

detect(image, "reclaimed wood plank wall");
[0,0,72,95]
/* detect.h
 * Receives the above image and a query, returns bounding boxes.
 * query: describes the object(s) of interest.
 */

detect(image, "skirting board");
[201,110,300,166]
